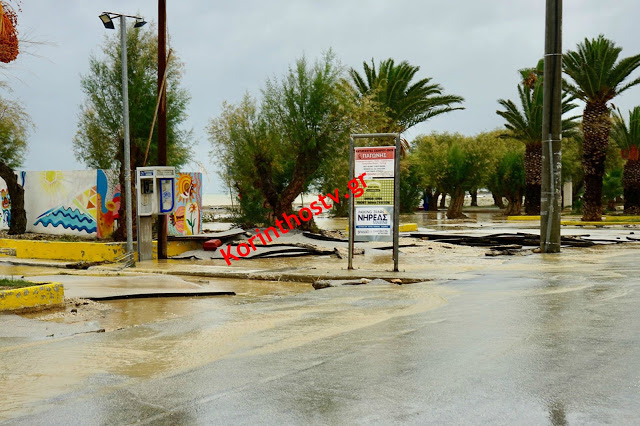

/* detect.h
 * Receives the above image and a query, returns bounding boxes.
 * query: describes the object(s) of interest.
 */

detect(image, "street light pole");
[119,15,134,261]
[157,0,168,259]
[100,12,146,265]
[540,0,563,253]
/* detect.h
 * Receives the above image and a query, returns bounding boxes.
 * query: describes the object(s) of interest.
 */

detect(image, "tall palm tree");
[563,35,640,221]
[349,58,464,134]
[611,107,640,214]
[497,61,579,215]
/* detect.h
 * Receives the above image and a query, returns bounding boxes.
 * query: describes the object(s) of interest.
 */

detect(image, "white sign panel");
[354,147,395,178]
[355,206,393,239]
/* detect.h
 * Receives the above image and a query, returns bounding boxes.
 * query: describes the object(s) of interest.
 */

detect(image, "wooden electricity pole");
[540,0,563,253]
[157,0,168,259]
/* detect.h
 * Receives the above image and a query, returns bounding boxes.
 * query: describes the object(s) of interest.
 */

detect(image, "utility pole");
[157,0,168,259]
[120,15,135,262]
[541,0,563,253]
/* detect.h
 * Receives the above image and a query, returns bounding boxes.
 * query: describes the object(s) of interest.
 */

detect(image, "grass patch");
[0,277,34,289]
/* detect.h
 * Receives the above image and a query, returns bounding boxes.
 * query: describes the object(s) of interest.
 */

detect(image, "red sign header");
[355,147,395,161]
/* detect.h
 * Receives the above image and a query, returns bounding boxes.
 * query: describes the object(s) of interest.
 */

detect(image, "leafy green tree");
[488,142,526,216]
[209,53,349,228]
[0,96,30,167]
[563,35,640,221]
[611,107,640,214]
[497,60,579,215]
[0,95,32,234]
[348,58,464,134]
[411,134,447,211]
[399,153,425,213]
[73,23,191,239]
[602,168,623,211]
[73,22,191,170]
[414,132,496,219]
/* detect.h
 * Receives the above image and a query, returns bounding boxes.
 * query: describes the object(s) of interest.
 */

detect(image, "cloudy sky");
[7,0,640,193]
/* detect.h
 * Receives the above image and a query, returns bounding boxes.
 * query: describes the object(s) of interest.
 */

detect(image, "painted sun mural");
[39,170,66,196]
[1,169,199,238]
[33,170,120,238]
[168,172,202,236]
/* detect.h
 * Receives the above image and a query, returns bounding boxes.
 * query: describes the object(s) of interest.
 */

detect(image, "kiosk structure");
[135,166,176,261]
[348,133,401,272]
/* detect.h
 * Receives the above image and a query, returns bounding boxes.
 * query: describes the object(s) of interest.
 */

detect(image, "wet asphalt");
[2,245,640,425]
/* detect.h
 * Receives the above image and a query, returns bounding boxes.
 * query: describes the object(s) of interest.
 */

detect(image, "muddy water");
[0,277,450,420]
[0,263,68,278]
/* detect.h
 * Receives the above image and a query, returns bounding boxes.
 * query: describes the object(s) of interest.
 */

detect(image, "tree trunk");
[524,143,542,215]
[0,161,27,234]
[446,188,467,219]
[424,189,440,211]
[430,191,441,211]
[581,102,610,221]
[470,189,478,207]
[623,158,640,215]
[524,184,541,215]
[504,193,523,216]
[439,193,447,209]
[492,193,505,209]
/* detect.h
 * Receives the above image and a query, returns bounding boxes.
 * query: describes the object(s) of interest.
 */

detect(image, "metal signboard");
[354,147,395,178]
[355,206,393,238]
[353,146,395,242]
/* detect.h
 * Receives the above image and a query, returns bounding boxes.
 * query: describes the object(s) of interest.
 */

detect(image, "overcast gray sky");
[8,0,640,193]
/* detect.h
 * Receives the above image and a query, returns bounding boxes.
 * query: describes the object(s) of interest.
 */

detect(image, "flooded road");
[2,245,640,424]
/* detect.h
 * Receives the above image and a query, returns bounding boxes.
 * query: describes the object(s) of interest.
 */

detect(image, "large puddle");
[0,276,450,419]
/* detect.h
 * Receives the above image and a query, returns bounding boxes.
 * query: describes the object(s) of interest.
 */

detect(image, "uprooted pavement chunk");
[312,278,393,290]
[333,247,365,259]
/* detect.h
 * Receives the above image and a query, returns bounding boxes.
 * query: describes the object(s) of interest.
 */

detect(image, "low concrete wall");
[0,283,64,312]
[0,239,201,262]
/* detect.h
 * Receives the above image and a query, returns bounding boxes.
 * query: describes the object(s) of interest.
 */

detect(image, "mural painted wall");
[26,170,103,236]
[1,170,200,238]
[0,180,10,230]
[168,172,202,236]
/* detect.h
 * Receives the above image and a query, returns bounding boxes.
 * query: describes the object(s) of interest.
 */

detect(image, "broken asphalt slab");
[22,274,235,300]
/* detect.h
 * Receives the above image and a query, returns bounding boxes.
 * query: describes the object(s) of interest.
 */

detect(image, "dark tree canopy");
[73,22,191,170]
[0,95,31,168]
[563,35,640,221]
[348,58,464,133]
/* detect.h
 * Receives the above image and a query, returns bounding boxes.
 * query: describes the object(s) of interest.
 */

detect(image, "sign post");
[348,133,401,272]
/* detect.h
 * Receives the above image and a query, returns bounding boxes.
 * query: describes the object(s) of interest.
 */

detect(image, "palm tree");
[611,107,640,214]
[497,61,579,215]
[348,58,464,134]
[563,35,640,221]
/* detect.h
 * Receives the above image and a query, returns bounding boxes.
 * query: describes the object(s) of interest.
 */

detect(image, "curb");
[102,265,430,284]
[0,239,201,263]
[0,282,64,313]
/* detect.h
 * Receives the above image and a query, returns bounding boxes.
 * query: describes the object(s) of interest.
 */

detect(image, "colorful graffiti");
[28,170,122,238]
[96,169,120,238]
[27,170,95,236]
[34,206,97,233]
[168,172,202,236]
[1,169,199,238]
[1,188,10,229]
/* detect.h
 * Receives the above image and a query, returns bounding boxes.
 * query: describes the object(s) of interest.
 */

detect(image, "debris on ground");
[312,278,421,290]
[409,232,635,248]
[313,278,392,289]
[333,247,365,259]
[65,261,107,270]
[33,298,112,321]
